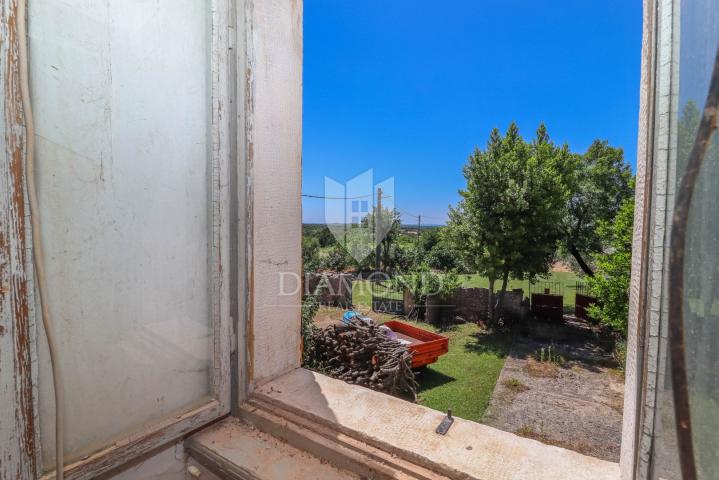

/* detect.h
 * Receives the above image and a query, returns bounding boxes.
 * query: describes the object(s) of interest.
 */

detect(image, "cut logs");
[307,318,419,401]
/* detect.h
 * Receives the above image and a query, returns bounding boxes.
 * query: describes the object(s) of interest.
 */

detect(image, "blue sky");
[303,1,643,224]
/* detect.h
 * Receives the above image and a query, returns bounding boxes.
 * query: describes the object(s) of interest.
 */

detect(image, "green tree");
[302,224,337,248]
[387,242,420,273]
[302,236,321,272]
[415,227,456,271]
[426,242,456,271]
[563,140,634,276]
[321,244,353,272]
[587,197,634,335]
[418,227,441,252]
[446,123,570,324]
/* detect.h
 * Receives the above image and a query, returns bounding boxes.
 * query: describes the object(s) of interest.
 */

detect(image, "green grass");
[348,270,579,423]
[459,271,580,306]
[352,280,373,307]
[352,271,581,309]
[386,320,512,423]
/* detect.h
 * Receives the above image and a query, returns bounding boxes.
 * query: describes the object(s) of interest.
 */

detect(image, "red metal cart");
[383,320,449,369]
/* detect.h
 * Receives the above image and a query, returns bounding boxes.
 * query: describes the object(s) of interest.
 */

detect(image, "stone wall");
[426,287,528,324]
[450,287,490,323]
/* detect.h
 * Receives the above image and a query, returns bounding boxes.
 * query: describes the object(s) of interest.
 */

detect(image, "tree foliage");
[446,123,571,323]
[563,140,634,276]
[301,294,320,367]
[586,197,634,336]
[320,244,353,272]
[414,228,456,271]
[303,224,336,247]
[391,265,461,319]
[302,236,321,272]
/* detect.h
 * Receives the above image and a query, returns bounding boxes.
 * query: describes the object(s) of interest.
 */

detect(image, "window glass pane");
[29,0,213,468]
[653,0,719,477]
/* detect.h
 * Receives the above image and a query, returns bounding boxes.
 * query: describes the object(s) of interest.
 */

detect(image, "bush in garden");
[302,236,321,272]
[320,244,353,272]
[587,197,634,337]
[390,266,460,318]
[300,295,320,368]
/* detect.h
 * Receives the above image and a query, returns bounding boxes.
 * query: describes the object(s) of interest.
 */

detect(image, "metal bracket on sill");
[435,409,454,435]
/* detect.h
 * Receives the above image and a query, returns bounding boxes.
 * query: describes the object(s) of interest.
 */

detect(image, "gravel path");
[483,324,624,462]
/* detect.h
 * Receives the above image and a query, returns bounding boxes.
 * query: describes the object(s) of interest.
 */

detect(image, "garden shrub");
[301,295,320,367]
[587,198,634,337]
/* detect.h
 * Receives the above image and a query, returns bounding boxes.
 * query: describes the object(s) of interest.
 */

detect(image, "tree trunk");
[487,275,496,325]
[569,243,594,277]
[494,270,510,324]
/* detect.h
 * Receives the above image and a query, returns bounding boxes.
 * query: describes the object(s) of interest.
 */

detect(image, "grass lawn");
[345,271,580,422]
[382,319,512,423]
[458,271,581,307]
[352,280,373,307]
[352,271,581,310]
[315,304,512,423]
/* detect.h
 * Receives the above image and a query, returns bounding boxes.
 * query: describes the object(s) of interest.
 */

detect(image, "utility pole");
[417,215,421,238]
[375,187,382,272]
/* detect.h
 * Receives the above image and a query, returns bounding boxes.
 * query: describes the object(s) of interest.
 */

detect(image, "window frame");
[0,0,239,478]
[1,0,682,478]
[236,0,658,477]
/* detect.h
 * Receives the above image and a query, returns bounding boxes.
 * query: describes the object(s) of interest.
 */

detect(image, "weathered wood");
[0,0,236,477]
[41,0,235,477]
[0,0,39,478]
[41,401,224,480]
[210,0,234,420]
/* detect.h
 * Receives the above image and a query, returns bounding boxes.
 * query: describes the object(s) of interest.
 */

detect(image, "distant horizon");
[303,1,642,224]
[303,221,446,228]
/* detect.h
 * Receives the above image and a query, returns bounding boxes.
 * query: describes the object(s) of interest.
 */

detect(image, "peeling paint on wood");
[2,0,237,477]
[243,0,256,394]
[28,0,233,473]
[621,2,656,479]
[247,0,303,387]
[40,402,224,480]
[1,0,39,478]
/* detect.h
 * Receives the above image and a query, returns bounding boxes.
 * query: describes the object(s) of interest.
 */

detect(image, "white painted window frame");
[1,0,684,478]
[235,1,670,479]
[1,0,238,478]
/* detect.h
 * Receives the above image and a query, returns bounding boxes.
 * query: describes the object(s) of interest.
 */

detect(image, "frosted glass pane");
[29,0,213,468]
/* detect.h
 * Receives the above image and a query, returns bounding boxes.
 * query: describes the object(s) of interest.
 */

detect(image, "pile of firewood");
[307,318,419,400]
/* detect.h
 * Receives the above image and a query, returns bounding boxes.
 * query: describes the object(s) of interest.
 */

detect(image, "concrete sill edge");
[190,368,620,480]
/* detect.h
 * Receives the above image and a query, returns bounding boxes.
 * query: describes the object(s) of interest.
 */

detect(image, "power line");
[301,193,370,199]
[394,205,420,219]
[395,206,443,221]
[301,193,393,200]
[395,205,445,222]
[417,213,446,221]
[301,194,445,222]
